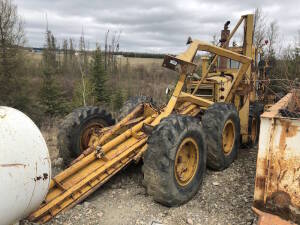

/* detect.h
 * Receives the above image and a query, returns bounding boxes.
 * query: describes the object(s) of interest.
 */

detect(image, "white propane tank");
[0,107,51,225]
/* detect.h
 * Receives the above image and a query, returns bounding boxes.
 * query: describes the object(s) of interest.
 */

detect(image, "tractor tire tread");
[202,102,240,171]
[57,106,115,165]
[143,115,207,206]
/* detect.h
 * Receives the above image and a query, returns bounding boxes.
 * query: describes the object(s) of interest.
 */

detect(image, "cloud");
[14,0,300,53]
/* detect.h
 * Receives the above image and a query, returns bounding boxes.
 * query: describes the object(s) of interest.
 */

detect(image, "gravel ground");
[24,126,259,225]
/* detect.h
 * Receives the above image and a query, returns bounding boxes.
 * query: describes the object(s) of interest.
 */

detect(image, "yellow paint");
[222,120,236,155]
[178,92,214,107]
[174,137,199,186]
[201,56,209,76]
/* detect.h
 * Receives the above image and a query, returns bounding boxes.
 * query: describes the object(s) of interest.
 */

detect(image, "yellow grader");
[28,14,267,223]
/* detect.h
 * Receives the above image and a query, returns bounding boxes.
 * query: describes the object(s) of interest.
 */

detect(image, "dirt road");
[24,126,258,225]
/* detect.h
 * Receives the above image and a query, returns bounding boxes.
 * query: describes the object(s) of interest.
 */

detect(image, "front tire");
[143,115,207,206]
[202,103,240,170]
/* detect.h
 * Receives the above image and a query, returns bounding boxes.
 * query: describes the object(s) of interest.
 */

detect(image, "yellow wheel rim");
[222,120,235,155]
[174,137,199,187]
[80,121,105,152]
[251,118,257,143]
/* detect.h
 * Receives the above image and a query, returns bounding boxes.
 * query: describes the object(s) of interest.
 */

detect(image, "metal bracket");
[162,55,197,74]
[132,131,143,140]
[95,145,108,161]
[52,177,67,191]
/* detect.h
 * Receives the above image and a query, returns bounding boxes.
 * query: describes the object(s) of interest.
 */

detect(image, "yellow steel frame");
[28,14,254,223]
[183,14,256,143]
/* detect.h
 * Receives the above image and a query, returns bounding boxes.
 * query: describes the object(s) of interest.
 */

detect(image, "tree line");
[0,1,299,125]
[0,0,175,125]
[253,8,300,96]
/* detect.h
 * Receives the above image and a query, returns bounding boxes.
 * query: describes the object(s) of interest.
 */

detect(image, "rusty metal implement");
[253,90,300,224]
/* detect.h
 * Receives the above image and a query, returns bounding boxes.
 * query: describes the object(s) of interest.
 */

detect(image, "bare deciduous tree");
[77,29,89,106]
[104,29,121,75]
[0,0,26,105]
[254,8,267,50]
[267,21,279,57]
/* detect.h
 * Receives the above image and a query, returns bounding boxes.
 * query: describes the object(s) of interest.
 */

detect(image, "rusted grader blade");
[27,102,199,223]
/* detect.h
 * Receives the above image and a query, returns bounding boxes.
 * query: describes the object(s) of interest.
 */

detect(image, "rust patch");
[0,163,26,168]
[257,158,268,172]
[269,191,291,208]
[264,191,300,223]
[283,123,298,138]
[253,200,266,210]
[256,176,266,190]
[279,121,298,150]
[262,93,292,118]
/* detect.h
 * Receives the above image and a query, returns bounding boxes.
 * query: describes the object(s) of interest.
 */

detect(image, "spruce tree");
[40,69,65,115]
[39,30,66,116]
[89,45,109,103]
[112,89,123,111]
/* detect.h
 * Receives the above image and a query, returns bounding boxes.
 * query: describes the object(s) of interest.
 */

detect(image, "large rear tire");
[143,115,207,206]
[57,106,115,165]
[248,102,264,146]
[202,103,240,170]
[118,96,154,121]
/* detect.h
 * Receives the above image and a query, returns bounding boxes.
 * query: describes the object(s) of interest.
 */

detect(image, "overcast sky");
[14,0,300,53]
